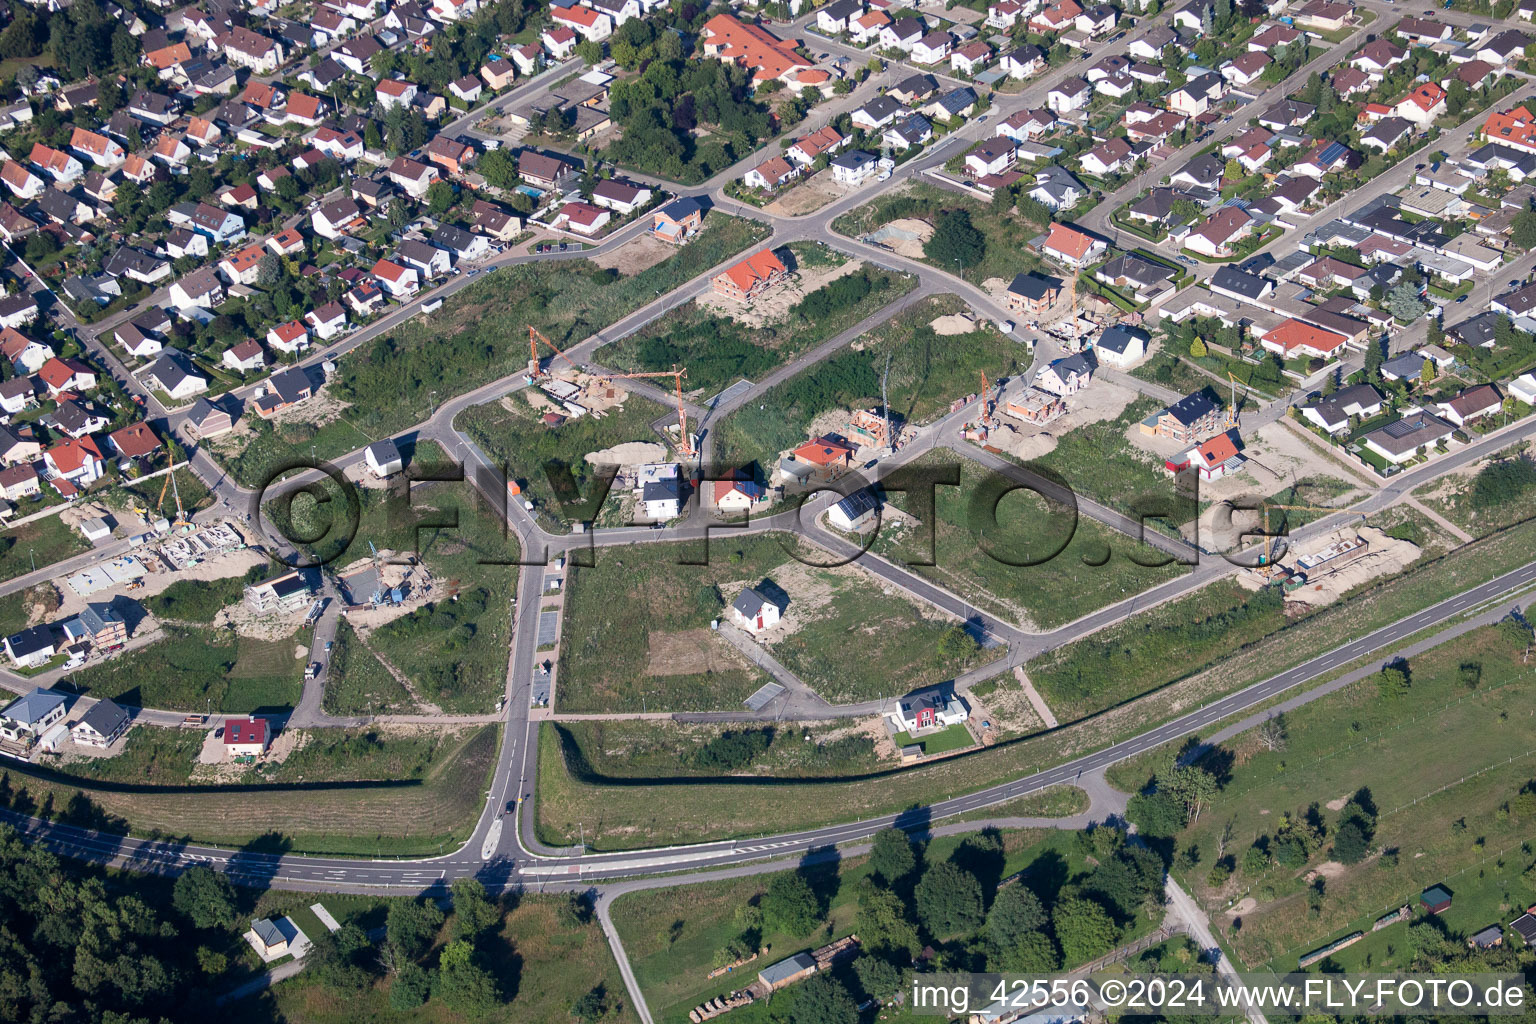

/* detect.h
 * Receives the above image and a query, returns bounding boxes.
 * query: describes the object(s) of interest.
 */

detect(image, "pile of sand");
[585,441,667,467]
[931,313,978,336]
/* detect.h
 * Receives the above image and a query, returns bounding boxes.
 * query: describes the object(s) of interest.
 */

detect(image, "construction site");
[335,541,438,619]
[523,326,698,458]
[1232,520,1422,607]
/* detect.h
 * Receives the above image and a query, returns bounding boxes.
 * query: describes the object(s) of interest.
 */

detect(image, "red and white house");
[371,259,420,298]
[266,320,310,355]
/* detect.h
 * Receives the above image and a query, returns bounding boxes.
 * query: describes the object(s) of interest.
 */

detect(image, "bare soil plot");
[762,169,850,216]
[991,377,1139,463]
[590,231,675,275]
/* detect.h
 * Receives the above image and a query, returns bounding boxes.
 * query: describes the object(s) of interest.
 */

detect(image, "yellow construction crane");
[169,471,190,530]
[1256,501,1350,573]
[607,365,695,457]
[525,325,580,382]
[1226,372,1243,430]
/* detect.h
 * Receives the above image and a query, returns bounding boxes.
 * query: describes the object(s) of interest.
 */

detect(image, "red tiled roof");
[108,422,160,458]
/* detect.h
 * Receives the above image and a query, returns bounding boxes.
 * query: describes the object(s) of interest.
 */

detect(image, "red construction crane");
[606,365,695,457]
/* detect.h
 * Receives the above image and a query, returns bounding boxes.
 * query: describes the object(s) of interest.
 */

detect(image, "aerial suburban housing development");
[1,0,1536,1019]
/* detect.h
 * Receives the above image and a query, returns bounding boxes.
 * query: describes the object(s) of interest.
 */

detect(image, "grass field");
[1026,500,1525,722]
[322,620,414,716]
[829,179,1050,287]
[0,513,89,583]
[1164,626,1536,969]
[713,296,1027,470]
[613,827,1140,1024]
[598,245,917,395]
[871,449,1188,631]
[1415,450,1536,540]
[1028,397,1182,512]
[555,533,990,711]
[63,624,305,713]
[0,582,54,637]
[534,515,1536,850]
[0,724,498,855]
[551,718,887,779]
[766,561,1000,704]
[457,389,670,528]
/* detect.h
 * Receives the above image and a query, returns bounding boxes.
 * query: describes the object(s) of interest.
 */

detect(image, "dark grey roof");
[3,630,55,662]
[1175,151,1225,186]
[1447,310,1503,347]
[832,149,877,170]
[105,246,167,278]
[77,697,129,739]
[642,478,680,503]
[1365,412,1453,454]
[366,438,401,465]
[893,72,939,98]
[1130,187,1175,220]
[1303,383,1383,427]
[1097,324,1150,356]
[1260,98,1316,125]
[858,95,904,122]
[1163,389,1219,425]
[1211,266,1270,300]
[732,587,770,617]
[1008,272,1057,300]
[1099,252,1172,288]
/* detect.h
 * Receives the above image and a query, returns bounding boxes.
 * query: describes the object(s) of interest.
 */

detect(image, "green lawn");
[598,246,918,395]
[1163,625,1536,969]
[713,296,1026,470]
[0,514,90,583]
[829,179,1050,287]
[552,535,780,714]
[871,449,1188,631]
[457,389,671,528]
[63,624,305,713]
[893,722,974,755]
[210,415,377,492]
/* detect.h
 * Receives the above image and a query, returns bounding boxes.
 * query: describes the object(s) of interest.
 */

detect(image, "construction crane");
[169,470,190,530]
[1255,501,1352,574]
[1225,372,1243,430]
[978,369,997,438]
[524,325,579,383]
[607,365,695,457]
